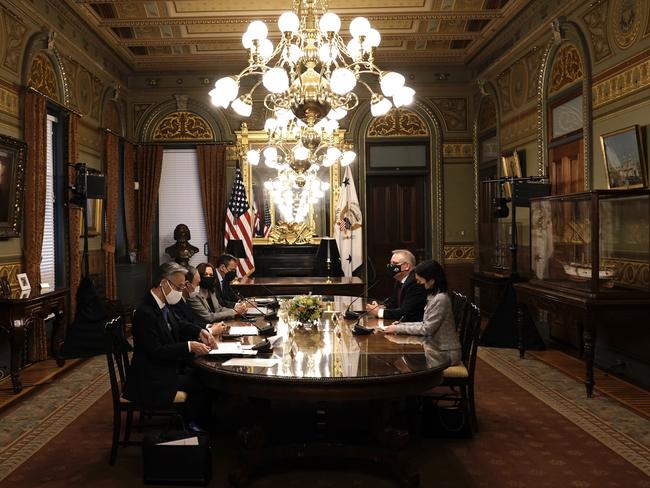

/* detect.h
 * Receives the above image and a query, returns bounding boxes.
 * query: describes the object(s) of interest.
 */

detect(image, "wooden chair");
[105,317,186,465]
[425,292,481,434]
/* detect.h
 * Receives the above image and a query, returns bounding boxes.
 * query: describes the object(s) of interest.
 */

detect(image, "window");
[40,114,57,287]
[158,149,208,267]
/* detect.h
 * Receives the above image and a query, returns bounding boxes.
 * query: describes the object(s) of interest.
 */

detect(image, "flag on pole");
[224,165,255,276]
[334,166,362,276]
[263,198,272,237]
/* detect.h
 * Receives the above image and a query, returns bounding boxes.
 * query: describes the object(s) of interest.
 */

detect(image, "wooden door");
[549,139,584,195]
[366,175,427,300]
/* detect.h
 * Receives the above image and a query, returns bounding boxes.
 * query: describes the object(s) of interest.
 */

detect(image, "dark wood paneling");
[446,263,473,298]
[253,245,318,277]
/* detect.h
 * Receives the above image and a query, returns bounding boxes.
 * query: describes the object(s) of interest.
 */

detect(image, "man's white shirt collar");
[151,290,165,309]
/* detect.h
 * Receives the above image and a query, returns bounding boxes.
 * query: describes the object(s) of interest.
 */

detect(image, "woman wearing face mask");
[383,259,461,366]
[187,263,247,323]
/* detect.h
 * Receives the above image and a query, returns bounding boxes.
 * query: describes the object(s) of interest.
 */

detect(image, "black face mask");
[200,276,215,289]
[387,263,402,277]
[224,270,237,282]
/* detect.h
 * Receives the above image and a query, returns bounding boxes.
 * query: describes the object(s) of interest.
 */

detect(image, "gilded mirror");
[236,124,342,245]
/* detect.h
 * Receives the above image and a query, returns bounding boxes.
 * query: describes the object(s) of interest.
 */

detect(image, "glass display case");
[478,219,530,277]
[529,190,650,296]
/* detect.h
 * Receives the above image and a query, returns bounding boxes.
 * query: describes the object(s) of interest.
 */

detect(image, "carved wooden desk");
[514,282,650,397]
[0,288,68,393]
[233,276,365,298]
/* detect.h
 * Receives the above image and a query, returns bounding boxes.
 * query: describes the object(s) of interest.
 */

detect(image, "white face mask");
[188,284,201,298]
[163,280,183,305]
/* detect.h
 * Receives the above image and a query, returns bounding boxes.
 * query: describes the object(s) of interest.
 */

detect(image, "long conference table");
[194,301,448,486]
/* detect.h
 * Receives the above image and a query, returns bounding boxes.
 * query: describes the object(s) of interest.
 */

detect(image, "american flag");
[224,166,254,276]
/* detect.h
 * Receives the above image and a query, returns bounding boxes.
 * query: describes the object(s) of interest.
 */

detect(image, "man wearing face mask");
[188,262,247,323]
[168,265,230,337]
[124,262,214,430]
[213,254,241,308]
[365,249,427,322]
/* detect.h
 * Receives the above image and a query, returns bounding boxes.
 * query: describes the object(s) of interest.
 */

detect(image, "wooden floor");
[0,358,84,413]
[529,349,650,420]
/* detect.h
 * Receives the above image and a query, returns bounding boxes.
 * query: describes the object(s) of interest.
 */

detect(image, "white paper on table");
[222,358,280,368]
[157,436,199,446]
[227,326,259,336]
[208,342,257,356]
[246,306,270,316]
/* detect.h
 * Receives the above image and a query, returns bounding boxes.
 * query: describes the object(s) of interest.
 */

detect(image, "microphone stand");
[233,290,276,335]
[344,280,380,319]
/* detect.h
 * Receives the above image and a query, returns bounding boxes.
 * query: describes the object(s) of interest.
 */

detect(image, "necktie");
[161,306,171,330]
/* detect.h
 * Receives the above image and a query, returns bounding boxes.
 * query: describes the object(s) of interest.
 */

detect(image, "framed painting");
[500,151,522,199]
[600,126,647,189]
[0,135,27,238]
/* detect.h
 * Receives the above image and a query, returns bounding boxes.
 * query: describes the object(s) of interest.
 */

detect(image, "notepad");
[246,306,271,316]
[208,342,257,356]
[227,326,259,336]
[222,358,280,368]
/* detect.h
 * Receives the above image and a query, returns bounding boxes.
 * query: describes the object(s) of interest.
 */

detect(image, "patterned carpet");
[0,349,648,487]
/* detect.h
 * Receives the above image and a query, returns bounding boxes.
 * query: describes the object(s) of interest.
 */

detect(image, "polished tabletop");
[195,302,448,401]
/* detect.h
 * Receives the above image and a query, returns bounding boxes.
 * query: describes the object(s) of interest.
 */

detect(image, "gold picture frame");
[600,125,647,189]
[85,198,103,236]
[0,134,27,238]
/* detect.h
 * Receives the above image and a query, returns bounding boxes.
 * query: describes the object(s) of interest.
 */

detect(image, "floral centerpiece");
[287,294,323,325]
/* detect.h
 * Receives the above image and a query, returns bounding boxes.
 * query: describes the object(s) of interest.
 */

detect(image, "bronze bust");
[165,224,200,267]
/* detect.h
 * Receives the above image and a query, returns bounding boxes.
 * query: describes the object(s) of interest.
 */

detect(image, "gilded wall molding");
[27,52,59,101]
[1,7,28,74]
[604,259,649,288]
[443,245,475,263]
[610,0,644,50]
[427,98,468,132]
[583,0,613,63]
[367,108,428,137]
[592,56,650,108]
[152,111,214,141]
[501,109,537,147]
[443,143,473,159]
[549,42,584,96]
[0,82,19,117]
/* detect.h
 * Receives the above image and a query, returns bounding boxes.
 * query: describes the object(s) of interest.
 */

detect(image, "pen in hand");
[393,315,405,324]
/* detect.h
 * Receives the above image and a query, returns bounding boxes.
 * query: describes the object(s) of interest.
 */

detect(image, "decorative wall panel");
[152,111,213,140]
[610,0,643,50]
[549,43,583,96]
[592,56,650,108]
[443,244,475,263]
[501,109,537,147]
[367,109,428,137]
[443,143,473,159]
[0,259,21,289]
[0,82,18,117]
[1,8,27,73]
[27,53,59,101]
[583,1,613,63]
[427,98,467,132]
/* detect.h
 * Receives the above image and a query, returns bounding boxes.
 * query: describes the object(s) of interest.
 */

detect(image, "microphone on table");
[254,282,281,311]
[232,290,276,335]
[344,280,380,319]
[351,297,390,335]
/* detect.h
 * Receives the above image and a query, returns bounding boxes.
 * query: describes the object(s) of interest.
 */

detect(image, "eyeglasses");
[167,280,187,292]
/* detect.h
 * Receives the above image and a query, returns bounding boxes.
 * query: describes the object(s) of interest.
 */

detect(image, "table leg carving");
[10,320,26,393]
[583,321,595,397]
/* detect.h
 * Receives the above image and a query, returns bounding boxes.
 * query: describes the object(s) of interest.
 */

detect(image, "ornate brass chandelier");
[210,0,414,221]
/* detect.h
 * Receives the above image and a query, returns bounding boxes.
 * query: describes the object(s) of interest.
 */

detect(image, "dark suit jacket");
[214,277,238,308]
[124,292,203,409]
[169,298,207,330]
[382,272,427,322]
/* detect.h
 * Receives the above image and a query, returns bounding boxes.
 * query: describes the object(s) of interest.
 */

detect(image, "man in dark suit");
[124,262,216,429]
[213,253,240,308]
[169,264,230,336]
[365,249,426,322]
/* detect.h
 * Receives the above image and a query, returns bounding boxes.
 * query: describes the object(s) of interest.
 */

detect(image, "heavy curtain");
[23,90,48,360]
[67,113,81,317]
[136,145,163,281]
[102,132,119,300]
[198,144,228,263]
[122,141,137,258]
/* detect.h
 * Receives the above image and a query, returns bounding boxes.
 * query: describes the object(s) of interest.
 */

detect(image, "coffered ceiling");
[68,0,528,72]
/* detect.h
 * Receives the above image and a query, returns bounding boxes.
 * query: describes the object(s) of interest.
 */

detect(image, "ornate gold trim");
[549,42,584,96]
[610,0,643,50]
[367,108,428,137]
[443,143,473,159]
[443,245,475,263]
[27,53,59,101]
[0,84,18,116]
[0,260,22,289]
[152,111,213,141]
[267,221,314,245]
[592,56,650,108]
